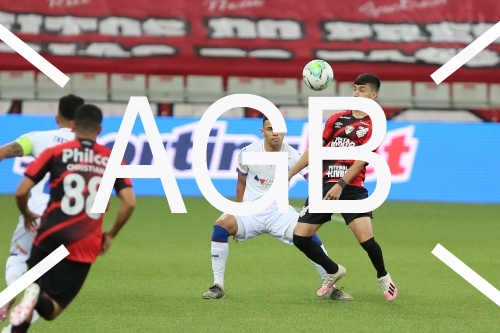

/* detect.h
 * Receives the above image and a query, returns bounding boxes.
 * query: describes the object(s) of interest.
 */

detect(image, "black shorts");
[298,182,373,225]
[27,246,91,309]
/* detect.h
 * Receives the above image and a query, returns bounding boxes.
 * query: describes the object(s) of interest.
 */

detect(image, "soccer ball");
[302,59,334,91]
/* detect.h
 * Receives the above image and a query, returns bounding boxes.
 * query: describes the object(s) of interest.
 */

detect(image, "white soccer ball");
[302,59,334,91]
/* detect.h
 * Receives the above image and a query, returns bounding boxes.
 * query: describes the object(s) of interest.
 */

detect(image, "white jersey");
[18,128,75,214]
[236,139,308,203]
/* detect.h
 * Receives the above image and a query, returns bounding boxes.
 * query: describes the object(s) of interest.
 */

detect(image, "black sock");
[293,234,339,274]
[360,237,387,278]
[11,321,30,333]
[35,292,55,319]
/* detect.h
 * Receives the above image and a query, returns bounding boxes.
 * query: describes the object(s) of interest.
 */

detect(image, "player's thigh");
[10,215,36,259]
[340,185,374,242]
[267,205,299,245]
[32,247,91,310]
[295,183,335,236]
[348,216,374,243]
[214,213,238,235]
[233,214,264,242]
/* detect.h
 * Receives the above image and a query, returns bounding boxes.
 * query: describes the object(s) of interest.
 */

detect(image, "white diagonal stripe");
[432,243,500,307]
[0,245,69,307]
[431,21,500,84]
[0,24,69,87]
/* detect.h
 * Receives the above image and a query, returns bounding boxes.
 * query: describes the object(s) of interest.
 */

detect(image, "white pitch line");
[431,21,500,84]
[432,243,500,307]
[0,245,69,307]
[0,24,69,88]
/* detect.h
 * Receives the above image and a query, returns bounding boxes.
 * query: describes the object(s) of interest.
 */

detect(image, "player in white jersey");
[0,95,84,328]
[202,116,352,301]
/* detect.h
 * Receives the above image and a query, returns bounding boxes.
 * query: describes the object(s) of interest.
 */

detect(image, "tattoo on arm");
[1,142,25,159]
[8,142,24,157]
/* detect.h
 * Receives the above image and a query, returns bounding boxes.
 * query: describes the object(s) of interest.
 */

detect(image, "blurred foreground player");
[0,94,83,326]
[203,116,352,301]
[288,73,398,301]
[7,104,136,333]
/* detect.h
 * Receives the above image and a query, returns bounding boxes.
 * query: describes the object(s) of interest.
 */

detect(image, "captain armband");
[14,135,33,156]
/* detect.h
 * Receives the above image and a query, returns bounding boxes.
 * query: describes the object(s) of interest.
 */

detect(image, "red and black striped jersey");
[24,138,132,264]
[322,110,373,187]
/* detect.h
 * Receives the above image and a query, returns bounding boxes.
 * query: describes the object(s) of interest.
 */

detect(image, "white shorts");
[9,215,39,262]
[234,204,299,245]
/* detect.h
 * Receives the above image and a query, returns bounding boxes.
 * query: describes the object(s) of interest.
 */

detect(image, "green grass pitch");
[1,195,499,332]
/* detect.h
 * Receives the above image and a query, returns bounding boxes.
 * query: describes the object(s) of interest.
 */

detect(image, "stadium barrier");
[0,115,498,204]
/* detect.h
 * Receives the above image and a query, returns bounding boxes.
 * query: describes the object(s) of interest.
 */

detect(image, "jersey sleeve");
[113,159,133,193]
[24,147,55,184]
[236,147,249,177]
[322,113,341,144]
[14,133,36,156]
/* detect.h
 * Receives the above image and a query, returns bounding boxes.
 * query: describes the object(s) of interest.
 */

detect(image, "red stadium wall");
[0,0,499,83]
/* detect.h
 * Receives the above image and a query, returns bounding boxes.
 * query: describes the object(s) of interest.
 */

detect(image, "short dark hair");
[58,94,84,120]
[354,73,381,92]
[262,115,269,126]
[73,104,103,133]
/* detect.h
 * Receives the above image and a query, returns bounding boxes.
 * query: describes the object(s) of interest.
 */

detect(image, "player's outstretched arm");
[0,134,35,162]
[289,148,309,180]
[341,160,367,185]
[100,187,136,255]
[14,177,41,231]
[0,141,25,162]
[324,160,367,200]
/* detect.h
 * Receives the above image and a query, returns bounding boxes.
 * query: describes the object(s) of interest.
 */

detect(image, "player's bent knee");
[293,234,312,250]
[349,216,374,242]
[214,214,238,235]
[293,222,318,237]
[45,311,60,321]
[44,300,63,321]
[360,237,376,250]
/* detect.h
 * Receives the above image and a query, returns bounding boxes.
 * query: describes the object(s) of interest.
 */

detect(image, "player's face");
[261,120,284,148]
[353,84,377,100]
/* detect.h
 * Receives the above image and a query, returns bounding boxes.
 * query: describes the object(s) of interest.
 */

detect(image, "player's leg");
[281,218,353,301]
[341,185,397,301]
[1,216,39,324]
[292,184,347,296]
[0,256,24,323]
[347,215,397,301]
[204,213,262,299]
[278,209,329,280]
[10,246,91,331]
[294,221,347,297]
[204,213,238,299]
[310,234,328,279]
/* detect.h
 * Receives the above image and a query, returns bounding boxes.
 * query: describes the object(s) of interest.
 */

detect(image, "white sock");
[5,256,40,324]
[31,310,40,323]
[211,241,229,289]
[311,244,329,280]
[5,255,27,286]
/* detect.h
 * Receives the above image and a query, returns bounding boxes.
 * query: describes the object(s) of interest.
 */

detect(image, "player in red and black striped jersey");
[321,109,372,187]
[288,73,398,302]
[9,104,136,332]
